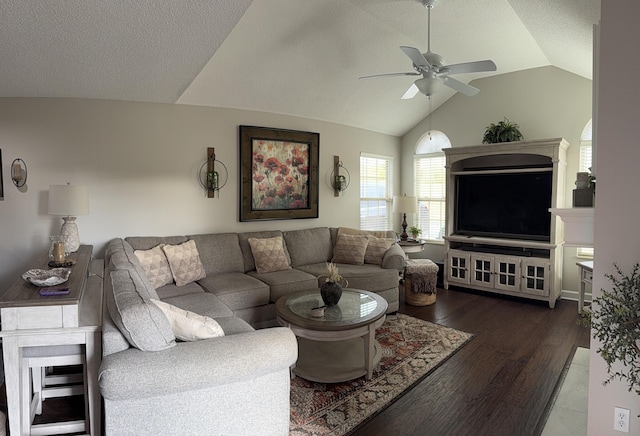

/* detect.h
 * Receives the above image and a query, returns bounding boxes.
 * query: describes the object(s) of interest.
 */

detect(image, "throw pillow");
[332,233,369,265]
[151,299,225,341]
[364,236,395,265]
[162,240,207,286]
[134,244,173,289]
[248,236,292,274]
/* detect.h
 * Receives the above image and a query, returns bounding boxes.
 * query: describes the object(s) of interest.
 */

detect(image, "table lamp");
[393,194,417,241]
[48,183,89,252]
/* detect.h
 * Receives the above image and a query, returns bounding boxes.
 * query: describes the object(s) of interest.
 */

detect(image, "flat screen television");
[454,171,552,241]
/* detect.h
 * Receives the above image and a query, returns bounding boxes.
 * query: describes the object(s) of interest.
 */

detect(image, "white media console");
[443,138,569,308]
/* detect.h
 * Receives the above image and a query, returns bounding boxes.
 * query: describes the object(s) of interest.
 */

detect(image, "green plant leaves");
[590,263,640,394]
[482,117,524,144]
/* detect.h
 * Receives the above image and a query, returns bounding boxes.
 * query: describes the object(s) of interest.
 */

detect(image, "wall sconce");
[331,156,350,197]
[198,147,228,198]
[11,158,27,188]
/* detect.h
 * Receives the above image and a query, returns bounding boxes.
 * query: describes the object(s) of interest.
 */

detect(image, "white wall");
[0,98,400,291]
[588,1,640,433]
[401,66,593,292]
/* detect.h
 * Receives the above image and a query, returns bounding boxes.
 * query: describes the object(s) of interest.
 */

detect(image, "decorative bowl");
[22,268,71,287]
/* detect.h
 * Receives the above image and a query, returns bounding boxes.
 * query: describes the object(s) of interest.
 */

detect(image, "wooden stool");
[405,259,438,306]
[21,345,88,435]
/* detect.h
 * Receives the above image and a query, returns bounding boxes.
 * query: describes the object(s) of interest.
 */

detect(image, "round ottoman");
[405,259,439,306]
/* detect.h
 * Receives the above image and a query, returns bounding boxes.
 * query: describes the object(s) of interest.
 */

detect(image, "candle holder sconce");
[11,158,27,188]
[198,147,228,198]
[331,156,350,197]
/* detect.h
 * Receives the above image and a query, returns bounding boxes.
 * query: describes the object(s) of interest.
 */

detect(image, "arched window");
[413,130,451,241]
[579,119,593,173]
[578,119,593,258]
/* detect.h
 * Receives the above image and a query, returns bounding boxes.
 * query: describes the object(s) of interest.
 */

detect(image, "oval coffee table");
[276,289,388,383]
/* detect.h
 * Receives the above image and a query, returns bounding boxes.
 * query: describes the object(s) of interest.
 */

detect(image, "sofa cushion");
[197,272,270,311]
[214,316,255,335]
[297,262,400,293]
[155,282,206,300]
[364,236,396,266]
[125,236,189,251]
[107,269,176,351]
[162,240,207,286]
[151,299,225,341]
[247,268,318,303]
[134,244,173,289]
[188,233,245,274]
[332,233,369,265]
[106,238,160,301]
[283,227,332,267]
[238,230,290,272]
[248,236,291,274]
[162,292,235,319]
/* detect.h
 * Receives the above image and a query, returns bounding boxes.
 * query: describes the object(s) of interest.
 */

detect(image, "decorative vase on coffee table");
[321,282,343,306]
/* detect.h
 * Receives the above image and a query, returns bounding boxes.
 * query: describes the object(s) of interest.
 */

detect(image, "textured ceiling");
[0,0,600,137]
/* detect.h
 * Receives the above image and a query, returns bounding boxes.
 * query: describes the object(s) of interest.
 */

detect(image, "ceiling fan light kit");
[359,0,496,99]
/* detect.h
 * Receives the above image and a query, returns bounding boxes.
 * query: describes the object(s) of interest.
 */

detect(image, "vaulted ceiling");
[0,0,600,136]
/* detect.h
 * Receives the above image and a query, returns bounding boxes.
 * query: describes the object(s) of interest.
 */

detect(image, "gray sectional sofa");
[98,226,404,435]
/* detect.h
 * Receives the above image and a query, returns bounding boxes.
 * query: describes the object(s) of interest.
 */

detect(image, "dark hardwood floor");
[1,286,590,436]
[353,286,590,436]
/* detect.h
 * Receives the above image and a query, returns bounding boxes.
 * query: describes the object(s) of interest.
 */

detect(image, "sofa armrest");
[381,243,406,271]
[99,327,297,401]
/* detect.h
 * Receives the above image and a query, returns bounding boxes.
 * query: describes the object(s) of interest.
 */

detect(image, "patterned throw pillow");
[248,236,292,274]
[134,244,173,289]
[162,240,206,286]
[364,236,395,265]
[332,234,369,265]
[151,299,224,341]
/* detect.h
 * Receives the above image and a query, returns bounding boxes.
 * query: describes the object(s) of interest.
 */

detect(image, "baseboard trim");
[560,289,592,302]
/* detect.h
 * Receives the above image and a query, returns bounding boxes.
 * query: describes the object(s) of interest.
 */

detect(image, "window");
[578,119,594,258]
[360,153,394,231]
[414,130,450,242]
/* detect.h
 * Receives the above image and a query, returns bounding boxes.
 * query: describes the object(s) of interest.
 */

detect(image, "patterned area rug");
[289,313,473,435]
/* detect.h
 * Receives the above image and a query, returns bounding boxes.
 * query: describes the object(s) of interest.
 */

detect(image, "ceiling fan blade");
[400,46,431,69]
[401,84,420,100]
[443,60,497,75]
[442,76,480,96]
[359,72,420,80]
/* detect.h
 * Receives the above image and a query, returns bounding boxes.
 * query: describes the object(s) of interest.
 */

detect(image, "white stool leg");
[32,367,44,415]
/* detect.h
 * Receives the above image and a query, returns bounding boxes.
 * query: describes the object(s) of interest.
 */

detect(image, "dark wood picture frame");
[239,125,319,221]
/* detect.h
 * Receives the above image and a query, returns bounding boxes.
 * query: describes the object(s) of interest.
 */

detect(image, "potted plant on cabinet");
[482,117,524,144]
[409,226,422,240]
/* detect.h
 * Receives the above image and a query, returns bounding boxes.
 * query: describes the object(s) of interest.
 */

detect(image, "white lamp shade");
[48,185,89,216]
[392,195,417,214]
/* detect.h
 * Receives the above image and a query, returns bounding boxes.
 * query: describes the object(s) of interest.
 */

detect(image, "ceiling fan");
[360,0,497,99]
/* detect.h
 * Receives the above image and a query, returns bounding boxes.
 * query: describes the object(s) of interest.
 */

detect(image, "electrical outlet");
[614,407,630,433]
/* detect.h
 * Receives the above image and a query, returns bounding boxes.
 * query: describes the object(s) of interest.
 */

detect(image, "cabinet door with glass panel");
[520,258,549,296]
[470,253,494,288]
[469,254,521,292]
[493,255,521,293]
[447,250,470,285]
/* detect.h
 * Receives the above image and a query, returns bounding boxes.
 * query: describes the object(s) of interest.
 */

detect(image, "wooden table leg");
[3,336,23,436]
[364,325,375,380]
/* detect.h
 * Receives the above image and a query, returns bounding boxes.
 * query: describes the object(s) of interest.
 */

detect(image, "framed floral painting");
[240,126,319,221]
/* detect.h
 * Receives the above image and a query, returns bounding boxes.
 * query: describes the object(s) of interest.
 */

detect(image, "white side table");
[0,246,103,436]
[577,260,593,313]
[398,240,426,255]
